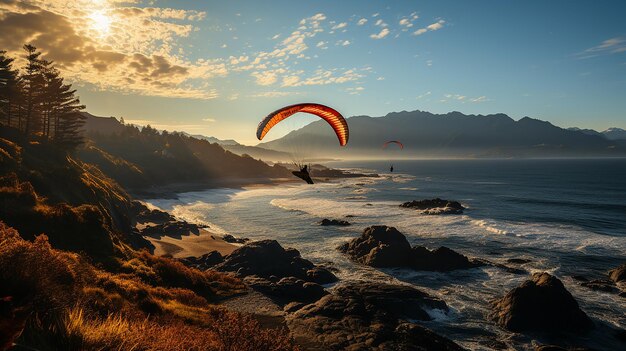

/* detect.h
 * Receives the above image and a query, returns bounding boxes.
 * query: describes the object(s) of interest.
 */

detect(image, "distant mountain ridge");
[260,110,626,158]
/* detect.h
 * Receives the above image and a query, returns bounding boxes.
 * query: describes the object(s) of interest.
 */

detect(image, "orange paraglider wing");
[383,140,403,149]
[256,103,349,146]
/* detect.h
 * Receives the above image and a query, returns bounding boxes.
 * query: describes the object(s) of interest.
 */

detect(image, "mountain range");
[260,110,626,158]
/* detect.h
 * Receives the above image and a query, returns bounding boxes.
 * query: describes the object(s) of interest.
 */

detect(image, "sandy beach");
[144,227,238,258]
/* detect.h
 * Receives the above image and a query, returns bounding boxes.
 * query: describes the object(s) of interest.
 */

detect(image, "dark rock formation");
[215,240,337,284]
[410,246,478,271]
[490,272,594,333]
[338,226,411,267]
[222,234,249,244]
[609,263,626,285]
[180,251,223,270]
[286,282,464,350]
[507,258,532,264]
[338,225,479,271]
[141,221,200,238]
[400,198,465,215]
[244,276,327,303]
[132,201,175,223]
[319,218,351,226]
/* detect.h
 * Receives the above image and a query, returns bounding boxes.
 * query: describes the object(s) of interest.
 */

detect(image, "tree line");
[0,44,85,150]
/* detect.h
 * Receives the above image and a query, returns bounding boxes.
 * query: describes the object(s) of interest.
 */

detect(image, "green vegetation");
[0,46,85,150]
[80,123,290,190]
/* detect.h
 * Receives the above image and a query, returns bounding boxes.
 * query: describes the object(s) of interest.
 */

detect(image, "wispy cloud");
[578,37,626,59]
[440,93,491,103]
[356,18,368,26]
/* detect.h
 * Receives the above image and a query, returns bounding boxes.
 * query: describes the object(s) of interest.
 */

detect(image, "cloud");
[252,91,299,98]
[578,37,626,59]
[440,93,490,103]
[374,19,387,27]
[357,18,367,26]
[370,28,390,39]
[251,70,281,85]
[337,40,351,46]
[331,22,347,30]
[316,41,328,49]
[346,86,364,95]
[0,0,223,99]
[416,91,431,99]
[413,19,446,36]
[281,68,364,87]
[202,117,216,122]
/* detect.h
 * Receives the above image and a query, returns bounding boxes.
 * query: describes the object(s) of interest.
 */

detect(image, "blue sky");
[2,0,624,144]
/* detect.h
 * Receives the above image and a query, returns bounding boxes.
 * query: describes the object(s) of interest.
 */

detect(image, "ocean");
[146,158,626,350]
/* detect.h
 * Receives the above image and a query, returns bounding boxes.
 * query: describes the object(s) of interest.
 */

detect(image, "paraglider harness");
[292,162,314,184]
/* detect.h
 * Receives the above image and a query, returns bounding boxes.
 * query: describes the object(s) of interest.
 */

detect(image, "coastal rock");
[244,276,327,303]
[141,221,200,238]
[400,198,465,215]
[215,240,338,284]
[132,201,174,223]
[286,282,463,351]
[180,251,223,270]
[609,263,626,285]
[580,279,619,293]
[490,272,594,333]
[222,234,249,244]
[338,225,479,271]
[319,218,351,226]
[338,225,411,267]
[410,246,479,272]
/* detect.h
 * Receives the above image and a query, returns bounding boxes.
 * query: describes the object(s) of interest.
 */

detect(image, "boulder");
[244,276,327,303]
[489,273,594,333]
[338,225,411,267]
[286,282,463,350]
[215,240,337,284]
[410,246,479,272]
[222,234,249,244]
[180,251,223,270]
[400,198,465,215]
[319,218,351,226]
[339,226,479,271]
[608,263,626,285]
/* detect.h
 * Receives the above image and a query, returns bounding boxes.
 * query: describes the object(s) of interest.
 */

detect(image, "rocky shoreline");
[138,197,626,350]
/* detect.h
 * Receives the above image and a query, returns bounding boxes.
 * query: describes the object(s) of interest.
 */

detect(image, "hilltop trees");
[0,45,85,150]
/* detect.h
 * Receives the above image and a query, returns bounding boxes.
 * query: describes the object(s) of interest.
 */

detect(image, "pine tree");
[21,44,45,137]
[0,51,20,128]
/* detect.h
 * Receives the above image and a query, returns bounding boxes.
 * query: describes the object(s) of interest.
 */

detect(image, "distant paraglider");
[383,140,404,150]
[257,103,349,184]
[383,140,403,173]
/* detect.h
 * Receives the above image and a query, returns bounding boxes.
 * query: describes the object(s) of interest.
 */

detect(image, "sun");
[89,10,111,36]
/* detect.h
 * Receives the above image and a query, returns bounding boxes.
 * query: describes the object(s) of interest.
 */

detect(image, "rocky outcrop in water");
[338,225,479,271]
[400,198,465,215]
[609,263,626,285]
[490,272,594,333]
[286,282,464,351]
[319,218,351,226]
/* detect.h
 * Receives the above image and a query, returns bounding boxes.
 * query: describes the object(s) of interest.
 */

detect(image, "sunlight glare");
[89,10,111,36]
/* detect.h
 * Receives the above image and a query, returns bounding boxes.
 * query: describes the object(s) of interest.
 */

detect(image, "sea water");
[146,158,626,350]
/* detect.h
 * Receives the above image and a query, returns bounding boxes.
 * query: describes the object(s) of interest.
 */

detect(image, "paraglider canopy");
[256,103,349,146]
[383,140,404,149]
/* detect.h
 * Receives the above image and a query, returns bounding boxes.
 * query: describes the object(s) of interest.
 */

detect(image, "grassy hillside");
[80,122,291,191]
[0,126,298,350]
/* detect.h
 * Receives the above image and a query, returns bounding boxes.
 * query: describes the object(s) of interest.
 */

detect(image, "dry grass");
[0,223,299,351]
